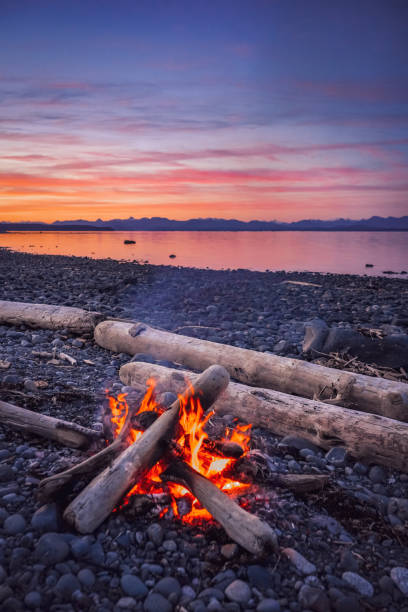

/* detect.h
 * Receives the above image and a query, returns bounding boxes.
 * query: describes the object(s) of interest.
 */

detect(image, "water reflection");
[0,231,407,276]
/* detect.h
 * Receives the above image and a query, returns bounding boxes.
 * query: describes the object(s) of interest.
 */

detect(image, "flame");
[107,378,251,524]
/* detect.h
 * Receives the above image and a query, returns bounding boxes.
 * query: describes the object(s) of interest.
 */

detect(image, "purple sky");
[1,0,408,222]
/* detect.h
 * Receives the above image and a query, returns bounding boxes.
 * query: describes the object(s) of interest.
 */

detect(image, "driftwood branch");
[63,365,230,533]
[0,300,104,333]
[161,459,278,556]
[0,399,101,449]
[120,362,408,473]
[38,396,138,501]
[95,320,408,420]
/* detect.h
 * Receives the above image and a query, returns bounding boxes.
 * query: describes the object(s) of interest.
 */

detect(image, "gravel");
[0,249,407,611]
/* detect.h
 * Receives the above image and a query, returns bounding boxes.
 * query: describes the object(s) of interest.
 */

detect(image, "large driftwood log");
[161,460,278,556]
[95,321,408,420]
[120,362,408,473]
[38,395,140,501]
[0,300,103,333]
[64,365,229,533]
[0,399,100,449]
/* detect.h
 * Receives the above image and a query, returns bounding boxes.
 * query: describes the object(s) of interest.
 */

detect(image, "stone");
[0,465,14,483]
[34,533,69,566]
[390,567,408,596]
[333,595,361,612]
[54,573,81,600]
[221,543,238,559]
[24,591,42,608]
[342,572,374,597]
[144,593,172,612]
[31,503,59,532]
[369,465,387,484]
[155,576,181,600]
[147,523,163,546]
[247,565,273,590]
[162,539,177,552]
[325,447,349,467]
[120,574,148,599]
[339,550,359,572]
[225,579,251,604]
[3,513,26,535]
[302,319,329,354]
[257,599,281,612]
[298,585,330,612]
[278,436,321,454]
[78,568,95,588]
[117,596,137,609]
[282,548,316,575]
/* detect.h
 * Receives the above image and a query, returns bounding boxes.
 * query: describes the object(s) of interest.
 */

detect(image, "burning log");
[0,300,103,333]
[120,362,408,473]
[95,321,408,420]
[38,394,140,501]
[161,459,278,556]
[0,399,101,449]
[63,365,229,533]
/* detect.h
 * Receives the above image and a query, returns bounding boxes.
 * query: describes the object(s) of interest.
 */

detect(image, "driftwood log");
[161,459,278,556]
[0,399,100,449]
[95,321,408,420]
[63,365,229,533]
[0,300,103,333]
[120,362,408,473]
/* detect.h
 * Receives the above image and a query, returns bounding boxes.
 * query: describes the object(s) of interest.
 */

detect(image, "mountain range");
[1,215,408,232]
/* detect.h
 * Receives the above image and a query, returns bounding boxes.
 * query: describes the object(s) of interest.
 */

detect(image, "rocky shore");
[0,249,407,612]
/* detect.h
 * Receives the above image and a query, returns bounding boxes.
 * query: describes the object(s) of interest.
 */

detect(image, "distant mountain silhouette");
[1,216,407,232]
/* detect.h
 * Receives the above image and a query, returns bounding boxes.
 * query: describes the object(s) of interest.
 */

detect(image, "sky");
[1,0,408,222]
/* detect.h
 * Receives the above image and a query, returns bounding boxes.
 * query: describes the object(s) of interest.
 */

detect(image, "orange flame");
[107,378,251,524]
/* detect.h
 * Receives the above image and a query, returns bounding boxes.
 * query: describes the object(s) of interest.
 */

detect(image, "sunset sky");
[1,0,408,222]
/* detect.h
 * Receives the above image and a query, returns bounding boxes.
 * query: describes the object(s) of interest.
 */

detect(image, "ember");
[108,378,251,523]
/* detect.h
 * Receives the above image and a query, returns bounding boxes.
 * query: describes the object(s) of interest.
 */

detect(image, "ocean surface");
[1,230,407,276]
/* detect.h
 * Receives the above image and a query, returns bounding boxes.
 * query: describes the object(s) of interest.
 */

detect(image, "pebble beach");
[0,248,408,612]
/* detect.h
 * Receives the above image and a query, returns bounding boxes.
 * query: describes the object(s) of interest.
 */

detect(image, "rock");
[273,339,292,355]
[34,533,69,566]
[342,572,374,597]
[144,593,172,612]
[298,585,330,612]
[146,522,163,546]
[117,596,137,609]
[368,465,387,484]
[77,568,95,588]
[31,503,60,532]
[282,548,316,575]
[155,576,181,600]
[256,599,281,612]
[120,574,148,599]
[221,543,238,559]
[339,550,359,572]
[54,573,81,600]
[278,436,321,454]
[333,595,361,612]
[24,591,42,608]
[247,565,273,590]
[3,513,26,535]
[225,580,251,604]
[390,567,408,596]
[70,536,92,559]
[162,539,177,552]
[325,447,349,467]
[302,319,329,354]
[0,465,14,483]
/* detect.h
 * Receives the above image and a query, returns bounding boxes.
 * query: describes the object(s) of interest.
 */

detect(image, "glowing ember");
[107,379,251,524]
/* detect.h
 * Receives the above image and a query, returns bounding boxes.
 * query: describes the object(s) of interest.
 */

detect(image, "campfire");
[38,364,278,556]
[107,378,252,523]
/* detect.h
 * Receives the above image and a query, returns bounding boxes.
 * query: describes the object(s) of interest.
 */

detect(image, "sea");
[0,231,407,276]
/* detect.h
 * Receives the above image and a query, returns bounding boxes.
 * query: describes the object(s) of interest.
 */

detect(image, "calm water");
[1,231,407,276]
